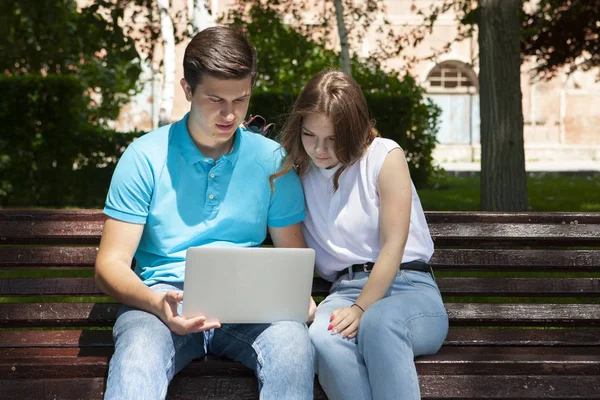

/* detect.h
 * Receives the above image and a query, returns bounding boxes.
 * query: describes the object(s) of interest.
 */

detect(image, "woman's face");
[301,114,339,169]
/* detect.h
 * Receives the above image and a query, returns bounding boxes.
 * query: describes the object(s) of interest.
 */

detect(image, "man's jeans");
[309,270,448,400]
[104,283,314,400]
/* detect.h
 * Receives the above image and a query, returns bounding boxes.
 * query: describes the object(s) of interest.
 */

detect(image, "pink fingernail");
[327,324,333,331]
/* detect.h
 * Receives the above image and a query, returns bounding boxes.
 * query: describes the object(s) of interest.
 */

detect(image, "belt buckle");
[361,263,370,273]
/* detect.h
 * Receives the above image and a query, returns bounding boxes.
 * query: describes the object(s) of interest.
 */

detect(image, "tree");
[412,0,598,210]
[414,0,600,78]
[479,0,527,211]
[157,0,176,126]
[188,0,215,34]
[106,0,213,127]
[222,2,441,187]
[225,0,421,75]
[521,0,600,79]
[333,0,352,75]
[1,0,142,125]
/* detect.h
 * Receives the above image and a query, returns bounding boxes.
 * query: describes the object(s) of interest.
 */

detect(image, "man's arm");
[268,223,317,322]
[95,217,220,335]
[268,222,306,248]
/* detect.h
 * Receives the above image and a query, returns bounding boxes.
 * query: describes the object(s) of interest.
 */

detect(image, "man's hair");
[271,70,378,191]
[183,26,257,92]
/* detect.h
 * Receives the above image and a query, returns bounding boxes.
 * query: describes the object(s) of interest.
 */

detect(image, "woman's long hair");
[271,70,378,191]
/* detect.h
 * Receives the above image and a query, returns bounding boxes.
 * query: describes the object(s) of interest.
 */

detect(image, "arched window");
[425,61,480,147]
[426,61,478,93]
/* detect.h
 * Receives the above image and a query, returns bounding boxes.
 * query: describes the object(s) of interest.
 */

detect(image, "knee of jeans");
[112,309,176,368]
[359,302,409,339]
[263,321,313,366]
[309,320,340,356]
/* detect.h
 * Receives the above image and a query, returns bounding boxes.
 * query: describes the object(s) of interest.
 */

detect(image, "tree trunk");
[334,0,352,76]
[158,0,175,127]
[479,0,528,211]
[188,0,213,34]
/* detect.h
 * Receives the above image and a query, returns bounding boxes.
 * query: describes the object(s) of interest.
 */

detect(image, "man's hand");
[329,305,364,339]
[157,290,221,336]
[307,296,317,324]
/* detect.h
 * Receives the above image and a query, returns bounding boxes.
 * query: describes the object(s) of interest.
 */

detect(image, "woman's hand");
[329,305,364,339]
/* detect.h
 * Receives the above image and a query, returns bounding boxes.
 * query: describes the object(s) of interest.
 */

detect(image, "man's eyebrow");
[207,94,251,100]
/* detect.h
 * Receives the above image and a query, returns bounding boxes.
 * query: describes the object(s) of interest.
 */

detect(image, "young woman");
[272,70,448,400]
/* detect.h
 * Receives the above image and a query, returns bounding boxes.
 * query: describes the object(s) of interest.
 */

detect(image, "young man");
[95,26,315,399]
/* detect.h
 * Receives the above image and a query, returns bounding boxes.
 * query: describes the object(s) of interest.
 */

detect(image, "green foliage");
[229,2,440,186]
[521,0,600,77]
[0,0,142,125]
[0,75,138,207]
[414,0,600,78]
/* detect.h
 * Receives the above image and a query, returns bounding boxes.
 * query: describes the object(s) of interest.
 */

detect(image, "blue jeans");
[309,270,448,400]
[105,283,314,400]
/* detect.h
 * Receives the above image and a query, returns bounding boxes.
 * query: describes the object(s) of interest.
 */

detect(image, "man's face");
[181,75,252,147]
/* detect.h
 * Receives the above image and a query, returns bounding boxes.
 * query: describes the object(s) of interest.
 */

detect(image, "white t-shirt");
[301,137,434,282]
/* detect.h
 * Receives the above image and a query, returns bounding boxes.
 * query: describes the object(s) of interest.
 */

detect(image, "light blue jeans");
[105,283,314,400]
[309,269,448,400]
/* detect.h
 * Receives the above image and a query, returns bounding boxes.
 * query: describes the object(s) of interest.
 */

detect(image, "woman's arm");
[353,148,412,311]
[330,148,412,338]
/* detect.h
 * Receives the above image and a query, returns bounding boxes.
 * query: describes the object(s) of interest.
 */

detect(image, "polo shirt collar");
[176,113,242,166]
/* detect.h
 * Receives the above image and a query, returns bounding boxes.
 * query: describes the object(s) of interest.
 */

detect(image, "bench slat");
[431,249,600,271]
[0,221,103,245]
[3,247,600,272]
[447,303,600,326]
[0,246,98,268]
[2,277,598,297]
[428,223,600,247]
[0,330,113,347]
[3,222,597,245]
[3,328,599,348]
[2,346,598,371]
[3,210,597,224]
[419,375,600,399]
[2,375,599,400]
[1,303,598,328]
[3,211,599,245]
[0,303,119,328]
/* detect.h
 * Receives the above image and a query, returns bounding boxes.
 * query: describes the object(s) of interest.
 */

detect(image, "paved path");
[438,161,600,173]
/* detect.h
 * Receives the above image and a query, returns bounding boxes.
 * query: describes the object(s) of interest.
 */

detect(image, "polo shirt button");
[204,159,210,163]
[209,173,215,178]
[208,194,214,200]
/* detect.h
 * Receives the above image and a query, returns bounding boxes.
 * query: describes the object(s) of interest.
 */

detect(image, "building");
[114,0,600,164]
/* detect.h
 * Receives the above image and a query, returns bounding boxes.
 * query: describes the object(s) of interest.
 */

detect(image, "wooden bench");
[1,209,599,399]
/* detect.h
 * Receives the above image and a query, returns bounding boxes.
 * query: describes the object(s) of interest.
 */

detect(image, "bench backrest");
[1,210,599,338]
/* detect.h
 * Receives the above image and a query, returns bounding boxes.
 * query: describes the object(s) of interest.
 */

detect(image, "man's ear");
[180,78,193,101]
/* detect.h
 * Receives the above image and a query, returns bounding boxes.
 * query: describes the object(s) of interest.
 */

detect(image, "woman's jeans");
[309,269,448,400]
[104,283,314,400]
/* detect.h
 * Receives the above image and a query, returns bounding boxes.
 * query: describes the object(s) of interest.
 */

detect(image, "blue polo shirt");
[104,113,305,285]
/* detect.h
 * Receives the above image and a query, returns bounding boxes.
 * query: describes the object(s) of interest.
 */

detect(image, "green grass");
[419,175,600,211]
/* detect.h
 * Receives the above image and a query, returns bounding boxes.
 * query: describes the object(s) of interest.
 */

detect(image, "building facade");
[115,0,600,163]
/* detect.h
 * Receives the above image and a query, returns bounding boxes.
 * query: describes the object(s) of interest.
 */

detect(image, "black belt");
[336,260,432,280]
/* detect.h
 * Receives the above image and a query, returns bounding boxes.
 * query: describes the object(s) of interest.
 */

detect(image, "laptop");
[182,247,315,323]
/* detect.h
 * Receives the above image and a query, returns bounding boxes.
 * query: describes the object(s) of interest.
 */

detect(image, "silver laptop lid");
[182,247,315,323]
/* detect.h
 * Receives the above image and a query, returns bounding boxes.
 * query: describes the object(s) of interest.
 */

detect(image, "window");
[426,61,478,93]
